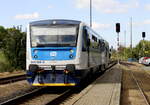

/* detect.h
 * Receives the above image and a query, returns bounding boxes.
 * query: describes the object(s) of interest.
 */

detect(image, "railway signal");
[116,23,120,33]
[116,23,120,64]
[142,32,146,56]
[142,32,146,40]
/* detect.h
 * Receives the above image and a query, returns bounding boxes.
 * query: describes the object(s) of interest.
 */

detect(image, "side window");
[102,41,105,51]
[99,40,105,51]
[82,27,88,51]
[91,35,98,49]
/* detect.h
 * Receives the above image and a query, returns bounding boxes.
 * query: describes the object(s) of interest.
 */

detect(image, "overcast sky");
[0,0,150,48]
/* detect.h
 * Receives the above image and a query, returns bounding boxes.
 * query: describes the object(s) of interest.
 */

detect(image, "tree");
[134,40,150,57]
[117,40,150,60]
[3,28,26,69]
[0,26,7,48]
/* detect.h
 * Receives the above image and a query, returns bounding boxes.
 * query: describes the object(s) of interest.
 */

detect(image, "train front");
[26,20,81,86]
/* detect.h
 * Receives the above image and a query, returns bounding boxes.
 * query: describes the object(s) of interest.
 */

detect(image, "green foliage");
[0,27,26,72]
[114,40,150,60]
[135,40,150,57]
[3,28,26,69]
[0,26,8,48]
[0,51,11,72]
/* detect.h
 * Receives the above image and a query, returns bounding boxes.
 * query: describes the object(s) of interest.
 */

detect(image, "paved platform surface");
[63,65,122,105]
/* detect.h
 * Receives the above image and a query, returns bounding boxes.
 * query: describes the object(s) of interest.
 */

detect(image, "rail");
[0,87,45,105]
[131,71,149,105]
[0,74,26,84]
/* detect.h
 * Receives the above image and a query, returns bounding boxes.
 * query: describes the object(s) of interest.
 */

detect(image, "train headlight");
[69,54,73,59]
[34,55,38,58]
[70,49,74,53]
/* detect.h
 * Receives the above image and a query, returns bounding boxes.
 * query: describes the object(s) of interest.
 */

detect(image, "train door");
[82,27,90,68]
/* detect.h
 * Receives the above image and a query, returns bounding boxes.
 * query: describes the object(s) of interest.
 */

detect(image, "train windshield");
[31,25,78,47]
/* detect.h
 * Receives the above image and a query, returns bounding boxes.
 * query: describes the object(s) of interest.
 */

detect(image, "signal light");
[116,23,120,33]
[142,32,145,38]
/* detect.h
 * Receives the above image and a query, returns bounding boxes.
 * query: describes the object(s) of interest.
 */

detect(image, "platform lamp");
[116,23,120,64]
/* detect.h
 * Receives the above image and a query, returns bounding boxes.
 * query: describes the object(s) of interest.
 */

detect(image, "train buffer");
[63,65,122,105]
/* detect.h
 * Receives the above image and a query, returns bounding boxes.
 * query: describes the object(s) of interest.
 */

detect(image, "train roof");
[30,19,81,26]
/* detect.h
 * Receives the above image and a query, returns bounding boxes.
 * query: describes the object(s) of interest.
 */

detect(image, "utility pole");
[90,0,92,27]
[124,30,126,60]
[130,17,133,58]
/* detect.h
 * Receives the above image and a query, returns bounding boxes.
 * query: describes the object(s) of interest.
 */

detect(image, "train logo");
[50,52,57,57]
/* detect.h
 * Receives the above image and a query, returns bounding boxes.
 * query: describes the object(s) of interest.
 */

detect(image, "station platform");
[62,65,122,105]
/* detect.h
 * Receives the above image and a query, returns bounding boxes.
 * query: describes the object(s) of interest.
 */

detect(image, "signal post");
[142,32,146,56]
[116,23,120,64]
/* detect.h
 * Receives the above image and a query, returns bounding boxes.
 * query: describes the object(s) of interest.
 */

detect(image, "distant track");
[0,74,26,85]
[107,60,117,70]
[131,71,150,105]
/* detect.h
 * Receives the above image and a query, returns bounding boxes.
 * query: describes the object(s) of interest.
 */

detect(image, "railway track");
[0,74,26,85]
[130,71,150,105]
[0,61,117,105]
[0,86,73,105]
[45,89,75,105]
[108,60,117,69]
[0,87,46,105]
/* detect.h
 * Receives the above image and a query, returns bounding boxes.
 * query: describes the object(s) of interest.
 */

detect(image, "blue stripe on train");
[31,47,76,60]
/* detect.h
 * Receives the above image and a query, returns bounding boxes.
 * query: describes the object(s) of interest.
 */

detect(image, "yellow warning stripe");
[32,83,76,86]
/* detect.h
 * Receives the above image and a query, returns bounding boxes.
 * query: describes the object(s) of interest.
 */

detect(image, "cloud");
[92,22,111,30]
[143,20,150,25]
[145,4,150,11]
[132,19,150,27]
[75,0,139,13]
[14,12,39,19]
[48,5,53,9]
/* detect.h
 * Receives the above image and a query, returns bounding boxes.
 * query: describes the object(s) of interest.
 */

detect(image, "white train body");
[26,19,109,86]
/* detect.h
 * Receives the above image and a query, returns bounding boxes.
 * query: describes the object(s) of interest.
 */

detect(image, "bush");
[3,28,26,70]
[0,51,12,72]
[0,27,26,72]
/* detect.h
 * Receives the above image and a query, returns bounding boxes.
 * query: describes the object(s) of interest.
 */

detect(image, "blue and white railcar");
[26,19,109,86]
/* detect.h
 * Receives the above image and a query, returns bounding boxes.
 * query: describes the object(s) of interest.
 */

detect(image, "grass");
[0,51,11,72]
